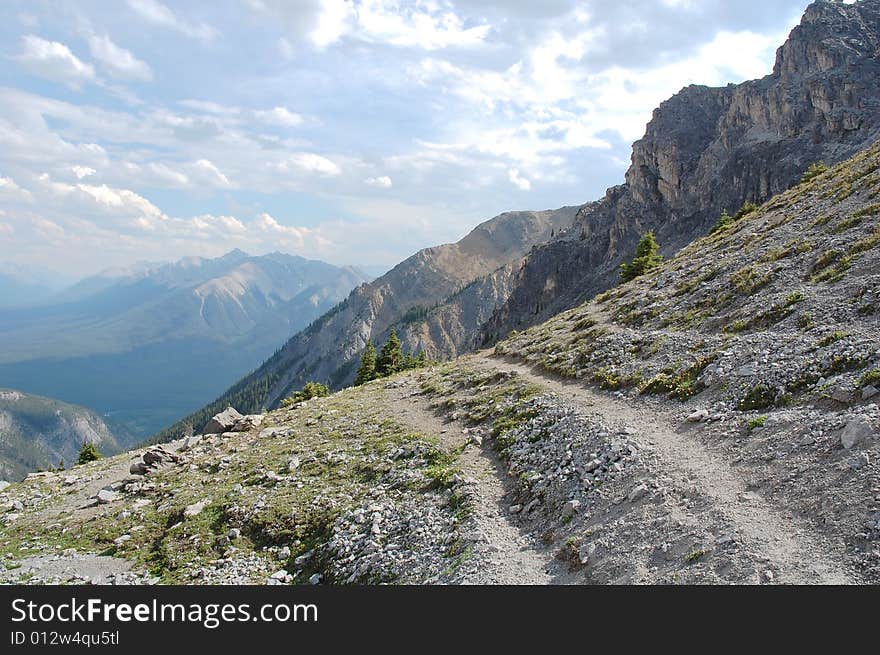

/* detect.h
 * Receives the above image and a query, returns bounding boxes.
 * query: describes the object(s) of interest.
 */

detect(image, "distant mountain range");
[0,250,368,438]
[152,206,576,442]
[0,388,120,481]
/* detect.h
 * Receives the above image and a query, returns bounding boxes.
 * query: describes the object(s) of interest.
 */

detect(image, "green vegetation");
[354,341,377,385]
[817,331,848,347]
[685,548,707,563]
[620,231,663,283]
[857,370,880,388]
[641,356,715,401]
[354,329,428,386]
[739,383,778,411]
[280,382,330,408]
[747,415,768,430]
[76,441,102,465]
[730,265,773,295]
[710,202,758,234]
[800,161,828,184]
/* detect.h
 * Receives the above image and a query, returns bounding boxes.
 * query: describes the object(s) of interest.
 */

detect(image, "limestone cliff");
[481,0,880,343]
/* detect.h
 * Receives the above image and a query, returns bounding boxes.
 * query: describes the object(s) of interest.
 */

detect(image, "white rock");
[95,489,120,504]
[309,573,322,585]
[183,499,208,517]
[0,481,9,492]
[687,409,709,423]
[508,504,523,514]
[228,528,241,540]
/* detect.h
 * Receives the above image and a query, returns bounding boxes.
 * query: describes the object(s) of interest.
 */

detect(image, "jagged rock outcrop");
[481,0,880,343]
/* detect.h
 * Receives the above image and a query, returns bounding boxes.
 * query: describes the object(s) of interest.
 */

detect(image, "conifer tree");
[620,231,663,283]
[376,329,404,376]
[355,341,377,385]
[77,441,102,465]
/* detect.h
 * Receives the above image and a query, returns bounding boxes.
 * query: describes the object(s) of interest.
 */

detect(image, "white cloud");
[250,0,491,51]
[126,0,219,42]
[279,153,341,177]
[0,175,34,202]
[507,168,530,191]
[0,222,13,235]
[72,166,96,179]
[88,35,153,81]
[193,159,233,188]
[17,35,95,88]
[255,106,304,128]
[365,175,392,188]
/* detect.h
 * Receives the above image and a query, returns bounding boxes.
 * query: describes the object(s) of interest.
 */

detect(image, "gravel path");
[383,381,558,585]
[476,351,858,585]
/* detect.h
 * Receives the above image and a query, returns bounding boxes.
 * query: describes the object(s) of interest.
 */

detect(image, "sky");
[0,0,816,279]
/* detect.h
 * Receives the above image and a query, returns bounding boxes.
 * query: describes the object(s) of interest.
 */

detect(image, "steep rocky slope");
[0,389,120,481]
[482,0,880,343]
[153,207,576,441]
[2,141,878,585]
[0,250,367,437]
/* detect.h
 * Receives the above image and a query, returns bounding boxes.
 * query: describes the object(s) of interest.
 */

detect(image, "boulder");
[203,407,244,435]
[95,489,120,504]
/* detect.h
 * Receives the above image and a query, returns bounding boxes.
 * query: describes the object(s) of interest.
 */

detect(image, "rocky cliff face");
[0,389,119,481]
[481,0,880,343]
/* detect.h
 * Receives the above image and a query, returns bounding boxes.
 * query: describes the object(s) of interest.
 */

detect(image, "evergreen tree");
[620,231,663,283]
[77,441,102,465]
[376,329,404,376]
[355,341,377,385]
[415,350,427,366]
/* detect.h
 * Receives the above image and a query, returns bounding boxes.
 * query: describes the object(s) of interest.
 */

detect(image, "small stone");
[562,499,581,518]
[183,499,208,517]
[862,385,879,401]
[848,453,870,470]
[270,570,288,581]
[113,534,131,546]
[508,504,523,514]
[628,484,649,502]
[578,542,596,565]
[841,419,874,449]
[181,435,203,451]
[294,550,313,566]
[228,528,241,540]
[279,546,291,559]
[287,456,301,472]
[309,573,322,585]
[687,409,709,423]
